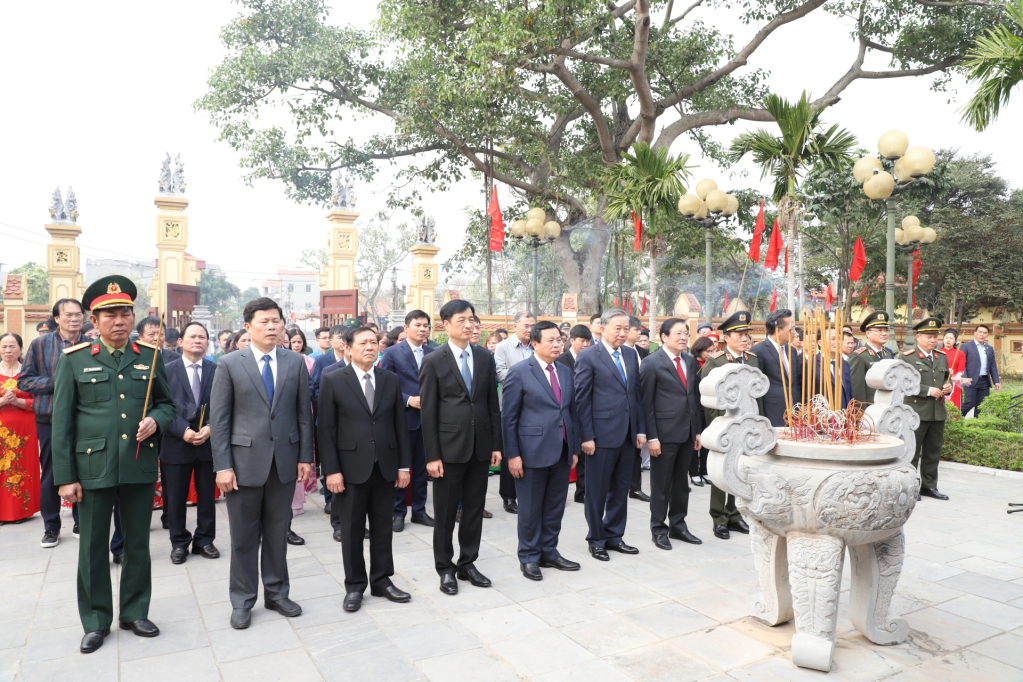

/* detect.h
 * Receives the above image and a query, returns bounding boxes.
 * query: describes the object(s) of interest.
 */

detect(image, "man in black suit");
[137,315,180,531]
[162,322,219,564]
[421,300,503,595]
[751,309,802,428]
[624,316,650,503]
[558,325,591,503]
[318,327,412,612]
[640,319,703,550]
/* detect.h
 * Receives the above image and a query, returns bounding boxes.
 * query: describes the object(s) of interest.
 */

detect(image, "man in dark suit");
[574,308,646,561]
[162,322,219,564]
[961,323,1001,417]
[751,309,802,428]
[138,317,181,365]
[558,325,591,503]
[421,300,503,595]
[310,324,347,404]
[503,321,582,581]
[640,318,703,550]
[318,326,412,612]
[378,310,435,533]
[623,316,651,503]
[810,329,854,410]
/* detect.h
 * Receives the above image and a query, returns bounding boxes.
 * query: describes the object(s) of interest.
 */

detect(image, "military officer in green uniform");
[847,310,895,405]
[898,316,952,502]
[699,311,760,540]
[52,276,176,654]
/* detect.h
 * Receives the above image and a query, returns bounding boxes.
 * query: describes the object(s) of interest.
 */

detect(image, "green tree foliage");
[199,270,242,317]
[7,262,49,305]
[132,278,152,318]
[960,0,1023,130]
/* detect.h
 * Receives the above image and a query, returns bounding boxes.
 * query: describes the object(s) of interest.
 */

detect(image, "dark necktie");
[612,350,627,385]
[546,364,567,443]
[190,364,202,405]
[112,349,123,361]
[460,349,472,394]
[363,372,375,409]
[261,355,274,405]
[674,356,688,389]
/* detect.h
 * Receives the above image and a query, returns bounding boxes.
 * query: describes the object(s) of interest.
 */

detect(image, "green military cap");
[82,275,137,313]
[913,316,943,334]
[718,310,751,333]
[860,310,890,332]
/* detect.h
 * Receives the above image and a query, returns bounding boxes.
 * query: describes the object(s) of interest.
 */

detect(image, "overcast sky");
[1,1,1017,292]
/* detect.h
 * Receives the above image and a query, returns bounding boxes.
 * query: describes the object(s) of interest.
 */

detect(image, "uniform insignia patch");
[918,352,925,358]
[868,350,876,357]
[746,351,757,357]
[854,347,867,354]
[137,341,157,350]
[131,343,140,355]
[725,354,733,361]
[709,351,723,359]
[91,344,101,355]
[134,364,150,370]
[83,367,102,372]
[63,342,91,354]
[902,349,915,355]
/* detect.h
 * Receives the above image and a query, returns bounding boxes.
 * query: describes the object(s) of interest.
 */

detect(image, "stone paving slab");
[2,463,1023,681]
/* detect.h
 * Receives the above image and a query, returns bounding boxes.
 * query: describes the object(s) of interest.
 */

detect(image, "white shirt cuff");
[399,468,409,472]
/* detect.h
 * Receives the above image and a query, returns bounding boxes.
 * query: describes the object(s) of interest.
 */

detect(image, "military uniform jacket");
[51,340,176,490]
[847,344,894,405]
[897,347,949,422]
[699,349,764,422]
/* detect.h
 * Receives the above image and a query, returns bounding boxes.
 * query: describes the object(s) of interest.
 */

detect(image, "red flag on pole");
[912,250,922,308]
[487,185,504,252]
[850,235,867,281]
[641,296,648,316]
[860,284,869,305]
[825,284,834,311]
[764,218,783,271]
[749,201,765,262]
[633,210,643,252]
[770,289,778,312]
[628,299,633,315]
[723,291,729,315]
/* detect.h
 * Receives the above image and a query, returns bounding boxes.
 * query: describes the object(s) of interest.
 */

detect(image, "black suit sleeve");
[691,356,704,434]
[639,356,659,442]
[296,357,314,464]
[392,374,412,469]
[317,374,341,476]
[420,356,441,463]
[166,366,192,441]
[485,353,503,452]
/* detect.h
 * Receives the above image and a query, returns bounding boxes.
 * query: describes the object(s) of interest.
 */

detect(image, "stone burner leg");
[786,532,845,672]
[747,518,793,626]
[848,530,909,645]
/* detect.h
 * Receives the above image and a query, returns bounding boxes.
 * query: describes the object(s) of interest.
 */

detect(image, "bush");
[970,391,1023,433]
[942,408,1023,472]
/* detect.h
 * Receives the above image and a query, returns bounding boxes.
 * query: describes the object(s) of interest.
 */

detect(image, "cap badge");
[107,282,121,295]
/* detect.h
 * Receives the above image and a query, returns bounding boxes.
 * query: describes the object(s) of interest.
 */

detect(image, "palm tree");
[960,0,1023,131]
[728,92,857,312]
[603,142,693,333]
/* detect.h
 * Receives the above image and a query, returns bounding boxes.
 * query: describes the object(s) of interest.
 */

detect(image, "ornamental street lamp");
[678,179,739,325]
[511,207,560,319]
[853,131,935,348]
[894,215,937,343]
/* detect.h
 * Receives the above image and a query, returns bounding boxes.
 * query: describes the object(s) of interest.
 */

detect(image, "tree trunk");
[785,196,797,311]
[552,213,613,316]
[648,246,657,334]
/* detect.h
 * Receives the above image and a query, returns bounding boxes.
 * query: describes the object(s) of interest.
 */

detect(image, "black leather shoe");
[539,556,580,571]
[653,534,672,550]
[520,562,543,581]
[410,513,435,527]
[701,476,712,486]
[920,487,949,500]
[727,520,750,534]
[393,516,404,533]
[670,529,703,545]
[482,509,493,519]
[589,546,610,561]
[192,544,220,559]
[713,524,730,540]
[629,490,651,502]
[265,598,302,617]
[170,548,187,564]
[112,554,122,565]
[690,475,704,487]
[607,541,639,555]
[503,499,518,514]
[324,502,331,514]
[287,530,305,545]
[440,574,458,595]
[574,490,585,503]
[371,585,411,603]
[119,619,160,637]
[230,608,251,629]
[456,566,492,587]
[333,528,343,542]
[343,592,363,612]
[80,628,109,653]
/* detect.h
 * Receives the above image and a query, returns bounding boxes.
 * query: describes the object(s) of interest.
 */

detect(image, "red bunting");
[641,296,648,316]
[614,296,618,308]
[912,250,922,308]
[487,185,504,252]
[749,201,765,263]
[860,284,869,305]
[825,284,834,311]
[764,218,783,271]
[770,289,778,312]
[628,299,634,315]
[633,210,643,252]
[850,235,867,282]
[723,291,729,315]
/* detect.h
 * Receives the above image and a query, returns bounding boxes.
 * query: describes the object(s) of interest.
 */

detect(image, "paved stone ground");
[2,463,1023,682]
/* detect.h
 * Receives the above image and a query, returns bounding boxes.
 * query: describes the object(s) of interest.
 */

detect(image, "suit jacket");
[162,356,216,464]
[310,351,345,403]
[751,339,803,428]
[420,343,503,464]
[574,341,646,448]
[317,364,411,484]
[639,348,703,444]
[495,336,533,384]
[633,345,650,360]
[556,350,576,371]
[961,340,999,385]
[378,340,434,431]
[501,356,581,468]
[162,349,182,366]
[209,346,314,486]
[810,353,854,411]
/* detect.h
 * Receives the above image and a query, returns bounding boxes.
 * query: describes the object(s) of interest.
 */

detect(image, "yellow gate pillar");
[44,186,85,305]
[407,216,440,319]
[320,174,358,291]
[148,154,201,311]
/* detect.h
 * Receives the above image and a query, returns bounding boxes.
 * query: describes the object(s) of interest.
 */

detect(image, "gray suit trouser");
[226,459,293,608]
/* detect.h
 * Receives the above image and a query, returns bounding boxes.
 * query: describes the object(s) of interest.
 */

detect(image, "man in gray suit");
[494,311,536,514]
[210,298,314,630]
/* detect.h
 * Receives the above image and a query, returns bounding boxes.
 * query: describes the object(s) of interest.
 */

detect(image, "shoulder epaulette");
[709,351,724,359]
[935,348,947,355]
[745,351,757,357]
[136,341,158,350]
[902,349,915,356]
[63,342,91,354]
[854,347,867,354]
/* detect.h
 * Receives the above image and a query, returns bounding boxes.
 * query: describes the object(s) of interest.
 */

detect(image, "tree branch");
[547,54,620,164]
[652,106,774,149]
[665,0,706,29]
[911,0,995,6]
[546,47,629,69]
[628,0,658,144]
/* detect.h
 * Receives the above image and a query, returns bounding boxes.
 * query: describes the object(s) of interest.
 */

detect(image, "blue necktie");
[612,350,627,385]
[261,355,275,405]
[460,349,473,394]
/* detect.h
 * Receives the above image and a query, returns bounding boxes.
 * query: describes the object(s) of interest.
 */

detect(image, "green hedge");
[942,405,1023,472]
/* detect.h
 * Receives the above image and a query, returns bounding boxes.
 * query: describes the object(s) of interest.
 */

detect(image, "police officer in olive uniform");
[898,316,952,502]
[51,276,176,654]
[699,311,760,540]
[848,311,895,405]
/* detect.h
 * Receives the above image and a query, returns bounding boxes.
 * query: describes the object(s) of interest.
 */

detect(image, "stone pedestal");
[320,210,358,291]
[190,304,212,331]
[386,309,407,332]
[148,195,202,312]
[407,243,441,320]
[44,222,85,305]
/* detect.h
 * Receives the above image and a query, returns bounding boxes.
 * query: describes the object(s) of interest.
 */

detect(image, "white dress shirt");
[662,347,688,384]
[406,338,425,368]
[185,359,203,385]
[602,339,626,379]
[449,340,473,379]
[535,357,557,388]
[254,346,278,386]
[976,340,988,375]
[770,338,790,373]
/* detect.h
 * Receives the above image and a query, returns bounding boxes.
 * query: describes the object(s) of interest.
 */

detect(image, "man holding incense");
[51,276,176,654]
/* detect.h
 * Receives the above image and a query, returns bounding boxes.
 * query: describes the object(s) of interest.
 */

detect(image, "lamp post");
[677,179,739,324]
[894,216,937,343]
[510,207,560,319]
[853,131,935,348]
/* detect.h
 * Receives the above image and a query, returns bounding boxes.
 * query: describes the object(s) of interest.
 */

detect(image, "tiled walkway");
[3,463,1023,681]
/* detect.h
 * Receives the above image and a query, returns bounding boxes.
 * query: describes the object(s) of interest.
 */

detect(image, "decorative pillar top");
[159,153,187,196]
[330,172,356,209]
[48,186,79,224]
[415,215,437,245]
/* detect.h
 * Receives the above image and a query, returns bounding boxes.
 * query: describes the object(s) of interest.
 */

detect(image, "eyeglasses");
[61,313,85,319]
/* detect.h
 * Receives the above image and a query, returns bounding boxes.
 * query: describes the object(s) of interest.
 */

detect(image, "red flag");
[850,235,867,281]
[487,185,505,252]
[633,210,643,252]
[784,247,789,274]
[764,218,783,271]
[825,284,834,311]
[770,289,778,312]
[723,291,729,315]
[912,250,922,308]
[613,296,618,308]
[749,201,765,262]
[860,284,869,305]
[628,299,633,315]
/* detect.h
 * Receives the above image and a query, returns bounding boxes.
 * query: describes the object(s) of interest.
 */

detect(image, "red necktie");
[675,356,688,389]
[547,365,567,442]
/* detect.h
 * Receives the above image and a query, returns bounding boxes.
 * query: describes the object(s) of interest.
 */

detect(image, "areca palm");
[960,0,1023,131]
[729,92,857,311]
[603,142,694,332]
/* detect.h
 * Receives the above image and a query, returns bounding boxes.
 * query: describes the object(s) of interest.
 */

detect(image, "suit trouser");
[339,462,396,593]
[515,443,571,564]
[163,459,216,550]
[709,484,742,527]
[225,459,294,608]
[630,447,644,492]
[36,422,62,532]
[961,375,991,417]
[76,483,155,632]
[690,447,709,478]
[499,454,517,502]
[912,420,945,490]
[574,447,586,493]
[394,427,428,519]
[584,436,634,548]
[650,440,694,536]
[432,456,489,575]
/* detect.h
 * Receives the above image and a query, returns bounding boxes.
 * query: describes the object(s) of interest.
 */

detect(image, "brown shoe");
[482,509,493,519]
